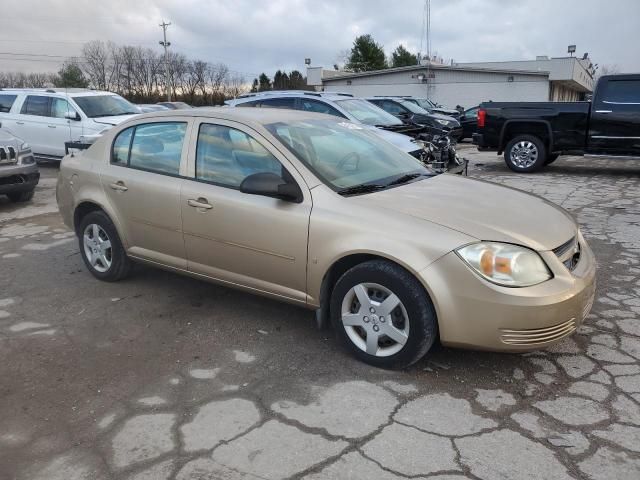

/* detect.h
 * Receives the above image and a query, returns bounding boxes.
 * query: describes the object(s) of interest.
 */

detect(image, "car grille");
[553,235,580,272]
[499,318,577,346]
[0,145,17,164]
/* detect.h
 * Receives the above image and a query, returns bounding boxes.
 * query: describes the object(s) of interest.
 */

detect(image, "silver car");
[226,91,425,158]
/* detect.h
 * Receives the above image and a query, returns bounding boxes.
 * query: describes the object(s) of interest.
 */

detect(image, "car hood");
[92,114,140,126]
[353,174,576,251]
[363,125,418,153]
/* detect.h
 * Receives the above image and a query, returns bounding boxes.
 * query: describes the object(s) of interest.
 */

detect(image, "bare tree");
[82,40,110,90]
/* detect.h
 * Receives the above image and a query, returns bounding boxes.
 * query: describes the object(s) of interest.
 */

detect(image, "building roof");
[321,63,549,83]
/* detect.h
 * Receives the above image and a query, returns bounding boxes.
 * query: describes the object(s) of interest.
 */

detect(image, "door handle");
[109,181,128,192]
[48,125,57,128]
[595,110,612,114]
[187,198,213,210]
[16,121,24,125]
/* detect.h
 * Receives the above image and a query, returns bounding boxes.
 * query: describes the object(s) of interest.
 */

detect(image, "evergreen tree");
[345,34,387,72]
[55,62,89,88]
[250,78,259,93]
[391,45,418,68]
[258,73,272,91]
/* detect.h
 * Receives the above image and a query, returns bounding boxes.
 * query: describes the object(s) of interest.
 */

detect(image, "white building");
[307,56,595,109]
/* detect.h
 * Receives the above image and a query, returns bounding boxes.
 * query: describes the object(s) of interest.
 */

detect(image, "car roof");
[230,91,354,103]
[128,106,341,127]
[0,88,117,97]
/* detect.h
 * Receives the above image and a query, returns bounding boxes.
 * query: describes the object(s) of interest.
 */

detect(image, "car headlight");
[456,242,552,287]
[435,119,450,126]
[18,143,35,165]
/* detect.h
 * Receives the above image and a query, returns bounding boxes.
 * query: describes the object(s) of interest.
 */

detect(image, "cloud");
[1,0,638,78]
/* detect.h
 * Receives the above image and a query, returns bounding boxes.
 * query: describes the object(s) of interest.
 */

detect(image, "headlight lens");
[436,119,450,126]
[456,242,552,287]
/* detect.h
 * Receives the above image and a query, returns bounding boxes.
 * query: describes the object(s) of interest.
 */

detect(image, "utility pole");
[159,20,172,101]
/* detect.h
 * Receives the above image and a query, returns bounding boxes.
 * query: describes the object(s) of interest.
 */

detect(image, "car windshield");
[412,99,435,112]
[397,99,431,115]
[266,119,431,193]
[335,99,403,127]
[72,95,140,118]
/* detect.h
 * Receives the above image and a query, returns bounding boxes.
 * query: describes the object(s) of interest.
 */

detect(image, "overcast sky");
[2,0,638,79]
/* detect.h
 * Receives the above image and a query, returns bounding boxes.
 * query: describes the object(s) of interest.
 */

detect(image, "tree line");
[0,40,251,105]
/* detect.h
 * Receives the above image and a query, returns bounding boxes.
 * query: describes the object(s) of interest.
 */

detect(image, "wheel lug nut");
[363,316,369,323]
[380,316,385,322]
[369,307,375,313]
[373,325,380,332]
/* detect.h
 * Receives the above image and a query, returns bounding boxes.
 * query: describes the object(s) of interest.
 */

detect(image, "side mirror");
[65,111,81,121]
[239,172,303,203]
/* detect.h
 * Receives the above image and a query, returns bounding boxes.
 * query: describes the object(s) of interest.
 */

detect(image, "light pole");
[159,20,172,101]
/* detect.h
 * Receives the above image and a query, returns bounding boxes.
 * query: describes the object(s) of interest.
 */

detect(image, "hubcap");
[83,224,112,273]
[510,141,538,168]
[341,283,409,357]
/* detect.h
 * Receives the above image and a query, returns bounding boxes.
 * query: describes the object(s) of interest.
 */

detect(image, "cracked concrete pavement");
[1,148,640,479]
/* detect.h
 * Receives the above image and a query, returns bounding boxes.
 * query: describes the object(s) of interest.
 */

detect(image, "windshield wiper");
[338,183,387,196]
[385,173,432,187]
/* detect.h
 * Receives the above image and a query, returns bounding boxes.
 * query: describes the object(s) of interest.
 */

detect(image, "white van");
[0,88,141,161]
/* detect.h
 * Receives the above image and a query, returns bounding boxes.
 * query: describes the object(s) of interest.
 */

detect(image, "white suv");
[0,88,140,161]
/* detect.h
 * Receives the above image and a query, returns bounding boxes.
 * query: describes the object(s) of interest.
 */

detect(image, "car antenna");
[65,86,75,157]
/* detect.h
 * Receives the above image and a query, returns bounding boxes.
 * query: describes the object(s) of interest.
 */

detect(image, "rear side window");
[298,99,343,117]
[112,127,133,165]
[600,80,640,104]
[111,122,187,175]
[20,95,50,116]
[260,98,296,109]
[0,94,17,113]
[195,123,283,188]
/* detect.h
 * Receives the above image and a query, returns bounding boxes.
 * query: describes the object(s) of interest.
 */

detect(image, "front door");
[45,97,84,157]
[101,120,190,268]
[589,77,640,155]
[181,120,311,303]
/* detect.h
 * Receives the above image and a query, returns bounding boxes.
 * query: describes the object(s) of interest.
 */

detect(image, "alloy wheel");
[510,141,539,168]
[83,224,112,273]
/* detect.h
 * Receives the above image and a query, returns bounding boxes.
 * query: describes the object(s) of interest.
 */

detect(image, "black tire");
[545,153,560,165]
[330,259,438,369]
[7,189,34,202]
[78,210,131,282]
[504,134,547,173]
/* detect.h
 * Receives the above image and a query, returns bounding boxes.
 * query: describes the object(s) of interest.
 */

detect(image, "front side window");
[298,99,343,117]
[51,98,78,119]
[196,123,283,188]
[266,119,429,192]
[20,95,50,117]
[335,99,402,126]
[111,122,186,175]
[72,95,139,118]
[0,94,17,113]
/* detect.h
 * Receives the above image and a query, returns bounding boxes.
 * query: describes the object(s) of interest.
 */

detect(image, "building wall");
[322,68,550,108]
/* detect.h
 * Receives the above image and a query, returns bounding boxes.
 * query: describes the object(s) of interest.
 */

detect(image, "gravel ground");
[1,148,639,479]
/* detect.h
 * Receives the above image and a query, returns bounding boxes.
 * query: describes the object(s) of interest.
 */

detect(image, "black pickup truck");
[473,74,640,172]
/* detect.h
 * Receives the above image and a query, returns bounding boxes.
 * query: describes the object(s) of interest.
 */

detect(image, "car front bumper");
[0,163,40,195]
[419,233,596,352]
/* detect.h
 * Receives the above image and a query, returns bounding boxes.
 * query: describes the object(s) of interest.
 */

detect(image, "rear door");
[100,120,190,268]
[589,77,640,155]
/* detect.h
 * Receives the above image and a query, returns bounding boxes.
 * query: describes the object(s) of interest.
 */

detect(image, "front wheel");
[504,135,547,173]
[330,260,437,369]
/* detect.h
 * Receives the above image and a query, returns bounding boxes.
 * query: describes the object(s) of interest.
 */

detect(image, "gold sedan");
[57,108,596,369]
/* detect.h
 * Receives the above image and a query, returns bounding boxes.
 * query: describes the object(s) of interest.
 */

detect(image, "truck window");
[601,80,640,105]
[20,95,50,117]
[0,94,17,113]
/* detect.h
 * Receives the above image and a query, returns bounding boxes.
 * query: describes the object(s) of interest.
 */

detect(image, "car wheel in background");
[78,211,132,282]
[545,153,560,165]
[504,134,547,173]
[330,259,438,369]
[7,190,35,202]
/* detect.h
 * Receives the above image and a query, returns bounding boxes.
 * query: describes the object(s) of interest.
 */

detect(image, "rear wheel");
[78,211,131,282]
[330,260,437,369]
[504,135,547,173]
[7,189,34,203]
